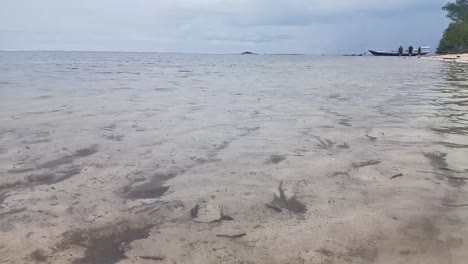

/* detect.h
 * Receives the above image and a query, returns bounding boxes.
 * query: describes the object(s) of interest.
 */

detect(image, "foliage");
[443,0,468,23]
[437,0,468,54]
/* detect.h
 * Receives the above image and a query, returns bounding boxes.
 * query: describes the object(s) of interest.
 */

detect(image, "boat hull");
[369,50,428,57]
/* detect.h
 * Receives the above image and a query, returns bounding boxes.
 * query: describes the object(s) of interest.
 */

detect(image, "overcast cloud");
[0,0,449,54]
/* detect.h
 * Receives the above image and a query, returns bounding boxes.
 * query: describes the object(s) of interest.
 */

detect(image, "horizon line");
[0,49,364,56]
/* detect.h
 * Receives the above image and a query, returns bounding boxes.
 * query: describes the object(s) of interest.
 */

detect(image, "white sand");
[426,53,468,63]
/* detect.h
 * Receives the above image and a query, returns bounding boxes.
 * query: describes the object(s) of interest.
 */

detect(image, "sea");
[1,51,467,138]
[1,51,468,263]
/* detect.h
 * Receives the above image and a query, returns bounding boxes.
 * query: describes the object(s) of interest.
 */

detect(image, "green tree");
[437,0,468,54]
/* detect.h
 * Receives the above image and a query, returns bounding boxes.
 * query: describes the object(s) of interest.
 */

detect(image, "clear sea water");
[1,51,468,263]
[1,51,467,137]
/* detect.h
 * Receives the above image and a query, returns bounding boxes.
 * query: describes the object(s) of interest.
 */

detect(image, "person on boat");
[398,46,404,57]
[418,46,422,57]
[408,45,414,57]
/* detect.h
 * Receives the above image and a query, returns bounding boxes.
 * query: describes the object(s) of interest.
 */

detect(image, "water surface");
[0,52,468,263]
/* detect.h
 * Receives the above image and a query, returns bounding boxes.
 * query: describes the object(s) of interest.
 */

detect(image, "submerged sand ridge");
[0,52,468,263]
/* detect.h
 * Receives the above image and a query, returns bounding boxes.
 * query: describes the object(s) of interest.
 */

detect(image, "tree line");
[437,0,468,54]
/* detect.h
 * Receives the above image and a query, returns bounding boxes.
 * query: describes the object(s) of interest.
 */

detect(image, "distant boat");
[369,47,430,57]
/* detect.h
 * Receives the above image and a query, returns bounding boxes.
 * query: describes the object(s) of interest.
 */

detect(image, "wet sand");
[427,53,468,63]
[1,52,468,263]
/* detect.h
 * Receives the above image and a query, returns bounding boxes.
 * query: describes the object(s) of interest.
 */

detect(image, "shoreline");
[425,53,468,63]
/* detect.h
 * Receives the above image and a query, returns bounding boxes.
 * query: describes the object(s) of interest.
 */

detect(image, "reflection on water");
[432,63,468,136]
[0,51,468,139]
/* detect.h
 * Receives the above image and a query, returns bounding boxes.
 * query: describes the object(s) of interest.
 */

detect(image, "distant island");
[241,51,256,55]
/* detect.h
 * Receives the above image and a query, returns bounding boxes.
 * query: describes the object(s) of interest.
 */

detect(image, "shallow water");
[1,52,467,161]
[1,52,467,133]
[1,51,468,204]
[1,52,468,198]
[1,52,468,263]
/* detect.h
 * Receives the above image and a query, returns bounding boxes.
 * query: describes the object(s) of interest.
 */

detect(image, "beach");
[1,52,468,264]
[427,53,468,63]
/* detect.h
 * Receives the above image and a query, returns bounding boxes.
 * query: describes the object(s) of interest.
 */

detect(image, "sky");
[0,0,450,54]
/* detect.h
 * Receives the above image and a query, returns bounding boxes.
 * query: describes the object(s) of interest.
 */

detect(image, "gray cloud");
[206,33,295,44]
[0,0,449,53]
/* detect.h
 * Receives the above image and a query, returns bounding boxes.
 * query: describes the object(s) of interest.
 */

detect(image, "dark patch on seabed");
[101,123,116,131]
[0,192,7,205]
[8,168,35,174]
[73,229,150,264]
[436,141,468,149]
[154,88,172,91]
[105,134,124,141]
[37,145,98,169]
[432,126,468,136]
[123,167,185,199]
[0,208,27,218]
[26,165,82,185]
[268,155,286,164]
[29,249,48,262]
[37,156,73,169]
[21,139,51,144]
[423,151,466,187]
[56,223,153,264]
[0,181,22,192]
[338,119,352,127]
[239,126,260,132]
[33,95,54,100]
[423,151,448,168]
[337,143,350,149]
[352,160,381,169]
[268,181,306,214]
[24,109,62,115]
[74,145,99,157]
[316,137,335,149]
[2,165,82,191]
